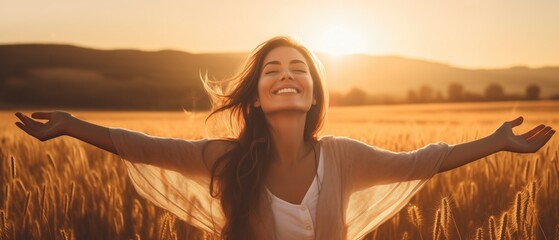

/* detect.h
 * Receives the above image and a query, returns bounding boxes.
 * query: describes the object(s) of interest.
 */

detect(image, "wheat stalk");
[532,158,539,179]
[489,216,497,240]
[21,191,31,229]
[401,231,409,240]
[80,196,86,216]
[407,205,423,228]
[529,181,537,204]
[15,179,27,195]
[3,184,9,219]
[441,198,450,238]
[40,184,47,218]
[433,209,442,240]
[63,194,69,220]
[32,219,41,239]
[167,215,176,240]
[513,192,523,233]
[160,213,169,240]
[47,153,56,170]
[546,170,552,198]
[499,212,508,240]
[0,210,6,230]
[60,229,69,240]
[523,160,529,180]
[475,227,484,240]
[10,156,16,180]
[69,181,75,210]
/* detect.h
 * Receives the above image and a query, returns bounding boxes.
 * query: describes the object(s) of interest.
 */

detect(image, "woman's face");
[255,46,315,115]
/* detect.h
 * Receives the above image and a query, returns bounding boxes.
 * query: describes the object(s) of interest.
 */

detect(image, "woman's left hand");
[494,116,555,153]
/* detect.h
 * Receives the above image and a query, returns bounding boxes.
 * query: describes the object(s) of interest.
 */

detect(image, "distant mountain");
[319,54,559,98]
[0,44,245,110]
[1,44,557,110]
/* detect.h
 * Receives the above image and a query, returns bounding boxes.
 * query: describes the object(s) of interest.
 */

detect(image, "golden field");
[1,101,558,240]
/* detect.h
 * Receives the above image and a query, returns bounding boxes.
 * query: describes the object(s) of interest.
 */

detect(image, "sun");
[313,25,366,56]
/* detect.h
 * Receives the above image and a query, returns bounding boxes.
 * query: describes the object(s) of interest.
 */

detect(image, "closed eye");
[265,71,279,74]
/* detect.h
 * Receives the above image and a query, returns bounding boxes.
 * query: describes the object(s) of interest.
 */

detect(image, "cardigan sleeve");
[109,128,210,175]
[342,137,454,192]
[334,137,455,240]
[109,128,224,234]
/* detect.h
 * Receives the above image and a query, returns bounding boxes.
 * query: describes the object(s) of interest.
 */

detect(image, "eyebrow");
[263,59,307,68]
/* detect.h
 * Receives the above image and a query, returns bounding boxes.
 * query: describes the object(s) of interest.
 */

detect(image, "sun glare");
[314,25,365,56]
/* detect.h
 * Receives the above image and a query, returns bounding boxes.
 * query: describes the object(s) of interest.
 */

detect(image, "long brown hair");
[203,36,327,239]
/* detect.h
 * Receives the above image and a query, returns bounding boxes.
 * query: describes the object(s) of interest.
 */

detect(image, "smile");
[273,88,300,95]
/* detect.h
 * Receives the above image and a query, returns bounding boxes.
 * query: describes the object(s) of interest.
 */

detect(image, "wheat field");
[1,101,558,240]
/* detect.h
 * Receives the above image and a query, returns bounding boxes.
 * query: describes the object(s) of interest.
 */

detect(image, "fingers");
[520,124,546,140]
[15,122,49,141]
[508,116,524,127]
[31,112,52,120]
[15,112,41,131]
[527,129,555,152]
[15,122,39,139]
[527,126,553,141]
[15,121,30,134]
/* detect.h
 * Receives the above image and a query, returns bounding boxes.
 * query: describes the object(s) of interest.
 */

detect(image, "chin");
[262,104,312,115]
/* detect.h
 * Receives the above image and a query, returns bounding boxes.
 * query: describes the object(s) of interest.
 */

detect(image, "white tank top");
[265,147,324,240]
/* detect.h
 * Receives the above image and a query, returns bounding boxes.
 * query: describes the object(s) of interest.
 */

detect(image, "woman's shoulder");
[318,135,375,156]
[319,135,347,142]
[319,135,367,145]
[204,138,238,153]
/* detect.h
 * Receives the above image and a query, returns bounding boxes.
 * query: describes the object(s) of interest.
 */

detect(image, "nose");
[280,70,293,80]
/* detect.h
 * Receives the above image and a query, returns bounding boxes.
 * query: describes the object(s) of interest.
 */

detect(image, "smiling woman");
[14,36,555,240]
[255,46,316,114]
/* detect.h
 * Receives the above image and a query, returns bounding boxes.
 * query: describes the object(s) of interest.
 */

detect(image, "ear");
[254,98,261,107]
[312,98,317,105]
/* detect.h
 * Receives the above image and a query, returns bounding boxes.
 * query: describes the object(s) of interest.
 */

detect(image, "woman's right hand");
[15,111,117,154]
[15,111,74,141]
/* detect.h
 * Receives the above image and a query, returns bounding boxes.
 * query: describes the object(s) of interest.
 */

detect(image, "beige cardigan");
[110,128,454,240]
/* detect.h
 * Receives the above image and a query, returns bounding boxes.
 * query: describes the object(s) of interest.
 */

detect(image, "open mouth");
[273,87,300,95]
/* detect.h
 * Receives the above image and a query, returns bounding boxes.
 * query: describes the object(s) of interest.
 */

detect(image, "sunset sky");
[2,0,558,68]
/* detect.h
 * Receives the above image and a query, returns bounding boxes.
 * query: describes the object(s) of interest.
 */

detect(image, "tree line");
[329,83,557,106]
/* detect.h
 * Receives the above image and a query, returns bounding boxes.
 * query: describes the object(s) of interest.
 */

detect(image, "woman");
[15,36,555,240]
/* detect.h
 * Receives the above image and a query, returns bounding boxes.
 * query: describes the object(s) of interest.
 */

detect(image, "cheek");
[256,76,274,101]
[257,77,268,95]
[305,77,315,95]
[262,73,280,86]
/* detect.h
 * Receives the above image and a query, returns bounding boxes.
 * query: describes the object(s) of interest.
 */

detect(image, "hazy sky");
[2,0,558,68]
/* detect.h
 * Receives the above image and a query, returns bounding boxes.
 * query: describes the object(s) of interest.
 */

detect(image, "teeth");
[276,88,298,94]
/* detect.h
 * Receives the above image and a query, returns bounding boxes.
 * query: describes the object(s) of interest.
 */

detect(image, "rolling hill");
[1,44,557,110]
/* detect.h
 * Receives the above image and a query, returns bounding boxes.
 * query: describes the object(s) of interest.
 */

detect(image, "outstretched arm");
[15,111,117,154]
[438,116,555,173]
[15,111,231,175]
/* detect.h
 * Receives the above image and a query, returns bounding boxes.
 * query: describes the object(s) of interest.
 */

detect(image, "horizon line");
[2,41,558,70]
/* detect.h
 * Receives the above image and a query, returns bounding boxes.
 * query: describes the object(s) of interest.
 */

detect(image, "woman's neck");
[265,111,312,167]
